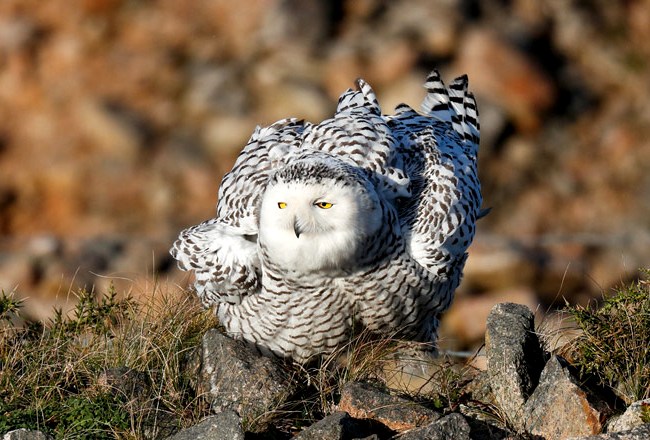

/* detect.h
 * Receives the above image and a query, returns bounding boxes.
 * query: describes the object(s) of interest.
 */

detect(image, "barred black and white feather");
[171,70,484,363]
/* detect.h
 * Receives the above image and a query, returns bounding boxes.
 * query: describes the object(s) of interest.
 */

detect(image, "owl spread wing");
[171,118,310,304]
[388,70,482,278]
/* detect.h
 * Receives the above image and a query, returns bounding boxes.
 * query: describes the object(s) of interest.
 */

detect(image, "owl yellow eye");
[315,201,333,209]
[278,202,287,209]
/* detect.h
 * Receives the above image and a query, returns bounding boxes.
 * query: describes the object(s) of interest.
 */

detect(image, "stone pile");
[4,303,649,439]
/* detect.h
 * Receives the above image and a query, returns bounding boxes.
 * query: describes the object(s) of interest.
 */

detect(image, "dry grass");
[0,284,217,439]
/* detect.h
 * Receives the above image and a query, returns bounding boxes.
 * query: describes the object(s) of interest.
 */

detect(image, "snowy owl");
[171,70,484,363]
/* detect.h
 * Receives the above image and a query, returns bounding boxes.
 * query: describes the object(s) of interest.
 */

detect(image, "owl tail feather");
[421,70,480,156]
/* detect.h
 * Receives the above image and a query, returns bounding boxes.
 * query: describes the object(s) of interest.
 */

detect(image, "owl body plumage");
[171,71,483,363]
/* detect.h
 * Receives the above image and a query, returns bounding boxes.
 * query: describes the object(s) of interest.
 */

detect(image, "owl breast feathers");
[171,70,484,363]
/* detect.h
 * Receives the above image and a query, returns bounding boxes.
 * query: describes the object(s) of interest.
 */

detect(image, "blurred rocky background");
[0,0,648,353]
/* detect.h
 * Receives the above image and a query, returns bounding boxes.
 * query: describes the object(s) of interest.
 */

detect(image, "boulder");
[188,329,297,430]
[2,430,50,440]
[485,302,545,431]
[608,399,650,433]
[293,411,391,440]
[523,356,611,439]
[568,423,650,440]
[397,413,471,440]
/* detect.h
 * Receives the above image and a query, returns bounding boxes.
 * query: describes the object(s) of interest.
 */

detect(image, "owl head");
[258,155,383,274]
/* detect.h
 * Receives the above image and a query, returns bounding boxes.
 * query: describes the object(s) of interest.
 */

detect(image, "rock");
[164,411,244,440]
[397,413,471,440]
[256,0,329,52]
[384,0,460,58]
[568,424,650,440]
[338,382,440,432]
[293,411,391,440]
[608,399,650,433]
[0,16,38,53]
[189,329,297,430]
[2,430,50,440]
[485,302,545,431]
[523,356,611,439]
[183,64,249,119]
[338,381,440,432]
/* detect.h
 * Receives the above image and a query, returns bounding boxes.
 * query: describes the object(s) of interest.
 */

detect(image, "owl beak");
[293,218,302,238]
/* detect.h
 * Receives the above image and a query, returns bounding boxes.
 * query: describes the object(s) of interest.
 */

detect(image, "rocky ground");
[0,1,649,357]
[4,303,650,439]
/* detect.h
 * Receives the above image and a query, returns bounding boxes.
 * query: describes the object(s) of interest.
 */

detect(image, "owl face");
[258,160,382,274]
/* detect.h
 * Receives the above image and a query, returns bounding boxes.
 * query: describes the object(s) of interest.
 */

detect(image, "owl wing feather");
[171,118,310,304]
[216,118,310,228]
[170,219,259,305]
[389,70,482,279]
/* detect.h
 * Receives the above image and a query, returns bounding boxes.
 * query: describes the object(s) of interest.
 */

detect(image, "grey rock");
[485,302,545,431]
[189,329,297,429]
[523,355,611,439]
[293,411,375,440]
[164,411,244,440]
[397,413,471,440]
[0,16,38,52]
[461,369,496,407]
[2,430,50,440]
[608,399,650,432]
[568,423,650,439]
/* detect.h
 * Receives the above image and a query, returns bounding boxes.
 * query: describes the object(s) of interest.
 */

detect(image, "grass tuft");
[565,269,650,404]
[0,290,23,324]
